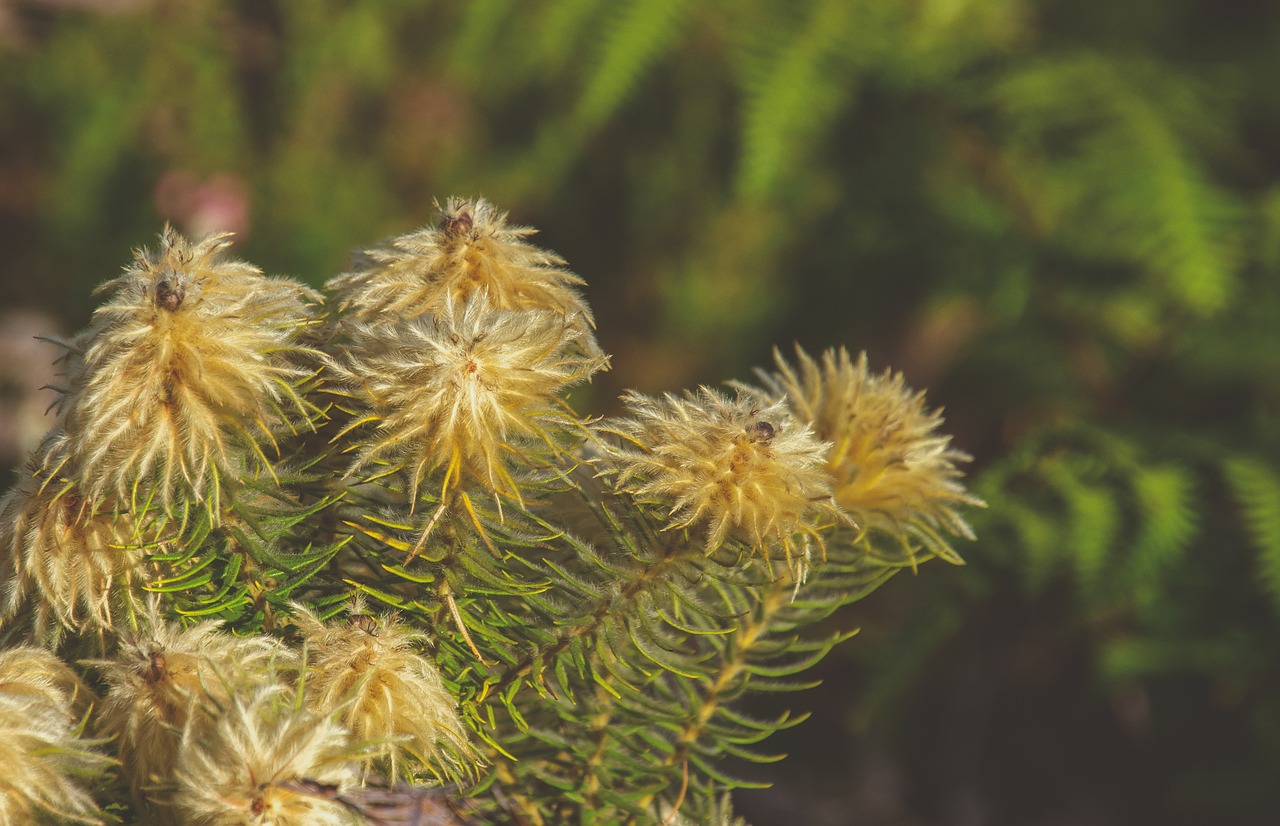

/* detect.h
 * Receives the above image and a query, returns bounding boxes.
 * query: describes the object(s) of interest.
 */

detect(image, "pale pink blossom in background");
[153,170,251,240]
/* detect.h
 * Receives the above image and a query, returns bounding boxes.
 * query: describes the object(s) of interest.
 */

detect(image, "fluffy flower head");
[0,645,87,713]
[337,294,607,502]
[58,226,321,514]
[0,453,149,644]
[757,347,984,562]
[173,683,358,826]
[605,388,839,569]
[91,613,296,818]
[295,601,475,782]
[327,196,596,342]
[0,646,110,826]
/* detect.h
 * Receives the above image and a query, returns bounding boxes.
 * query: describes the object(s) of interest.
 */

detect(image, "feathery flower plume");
[604,388,840,572]
[0,646,111,826]
[54,226,322,516]
[327,196,597,348]
[90,612,297,820]
[173,682,359,826]
[294,600,476,783]
[0,644,88,711]
[335,294,607,506]
[756,347,984,563]
[0,450,150,644]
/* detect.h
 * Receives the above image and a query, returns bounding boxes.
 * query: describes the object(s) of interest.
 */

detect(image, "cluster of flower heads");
[754,346,986,563]
[601,345,983,572]
[326,197,608,511]
[91,617,294,823]
[0,196,987,824]
[51,602,473,826]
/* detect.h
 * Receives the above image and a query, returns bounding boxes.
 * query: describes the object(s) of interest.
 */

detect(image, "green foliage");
[314,453,922,822]
[976,427,1199,605]
[1224,458,1280,618]
[990,54,1243,317]
[572,0,691,135]
[735,0,857,200]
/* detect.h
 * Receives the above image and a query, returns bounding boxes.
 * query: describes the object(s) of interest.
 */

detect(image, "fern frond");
[1046,462,1120,595]
[993,55,1242,315]
[447,0,518,84]
[1128,463,1197,583]
[531,0,611,76]
[735,0,856,199]
[572,0,691,133]
[1224,457,1280,617]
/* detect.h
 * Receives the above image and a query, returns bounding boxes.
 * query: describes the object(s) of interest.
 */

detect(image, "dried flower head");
[294,601,475,782]
[604,388,840,570]
[173,683,358,826]
[55,226,321,515]
[90,613,297,819]
[327,197,597,348]
[0,646,111,826]
[756,347,984,562]
[335,295,607,503]
[0,455,150,644]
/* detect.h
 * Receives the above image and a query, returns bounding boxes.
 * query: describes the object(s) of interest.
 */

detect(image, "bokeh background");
[2,1,1280,824]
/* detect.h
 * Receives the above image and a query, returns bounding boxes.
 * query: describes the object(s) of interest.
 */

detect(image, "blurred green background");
[2,1,1280,823]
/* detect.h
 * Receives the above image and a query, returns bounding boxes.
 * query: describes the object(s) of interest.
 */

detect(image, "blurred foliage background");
[2,0,1279,823]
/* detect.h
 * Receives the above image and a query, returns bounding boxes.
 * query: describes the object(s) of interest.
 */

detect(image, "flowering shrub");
[0,198,981,825]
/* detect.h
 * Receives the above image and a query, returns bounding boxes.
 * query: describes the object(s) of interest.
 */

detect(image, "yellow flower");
[757,347,984,563]
[173,683,358,826]
[327,196,598,351]
[605,388,840,572]
[55,226,321,516]
[90,613,297,821]
[0,448,150,645]
[335,294,607,504]
[294,601,476,783]
[0,646,111,825]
